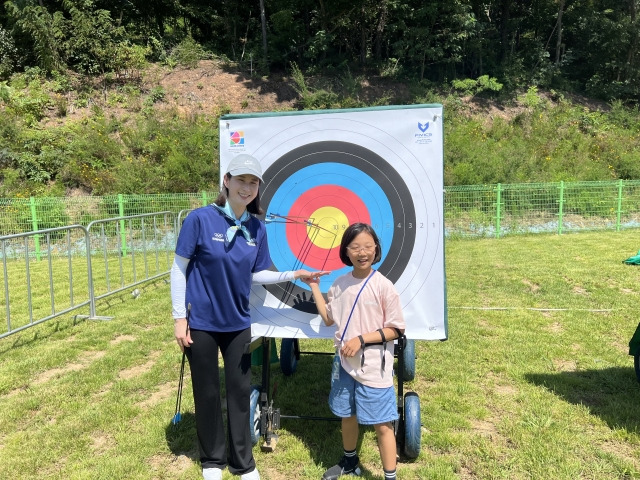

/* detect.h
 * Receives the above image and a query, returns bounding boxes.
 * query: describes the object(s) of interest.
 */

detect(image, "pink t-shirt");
[326,271,405,388]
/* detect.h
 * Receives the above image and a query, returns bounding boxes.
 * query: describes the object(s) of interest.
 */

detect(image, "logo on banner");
[414,121,432,144]
[229,131,245,148]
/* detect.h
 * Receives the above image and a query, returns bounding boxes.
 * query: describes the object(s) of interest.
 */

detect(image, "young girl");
[302,222,405,480]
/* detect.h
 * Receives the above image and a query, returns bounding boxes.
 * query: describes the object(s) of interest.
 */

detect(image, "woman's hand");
[174,318,192,352]
[294,269,330,281]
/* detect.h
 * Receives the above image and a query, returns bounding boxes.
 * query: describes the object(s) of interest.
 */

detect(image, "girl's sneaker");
[322,455,361,480]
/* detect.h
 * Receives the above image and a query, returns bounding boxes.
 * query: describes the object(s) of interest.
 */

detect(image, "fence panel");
[1,225,90,339]
[444,185,496,237]
[445,180,640,237]
[498,183,561,237]
[85,212,177,316]
[1,211,180,339]
[0,192,215,236]
[620,181,640,229]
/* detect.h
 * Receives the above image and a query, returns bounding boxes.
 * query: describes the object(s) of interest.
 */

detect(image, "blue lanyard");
[339,270,376,343]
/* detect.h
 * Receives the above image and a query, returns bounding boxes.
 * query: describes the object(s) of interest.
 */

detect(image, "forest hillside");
[2,58,640,198]
[2,1,640,197]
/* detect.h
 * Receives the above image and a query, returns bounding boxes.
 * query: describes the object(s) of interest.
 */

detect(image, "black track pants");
[185,327,255,475]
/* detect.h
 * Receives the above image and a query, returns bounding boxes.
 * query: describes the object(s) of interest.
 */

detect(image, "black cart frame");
[248,335,422,459]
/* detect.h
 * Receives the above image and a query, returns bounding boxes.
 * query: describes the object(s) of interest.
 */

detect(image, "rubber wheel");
[402,339,416,382]
[635,354,640,383]
[249,385,262,446]
[403,392,421,459]
[280,338,298,376]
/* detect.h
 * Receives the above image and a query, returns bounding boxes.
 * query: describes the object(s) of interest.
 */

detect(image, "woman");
[171,154,327,480]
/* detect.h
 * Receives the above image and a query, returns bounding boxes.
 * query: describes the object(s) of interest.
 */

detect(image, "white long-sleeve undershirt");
[170,254,295,319]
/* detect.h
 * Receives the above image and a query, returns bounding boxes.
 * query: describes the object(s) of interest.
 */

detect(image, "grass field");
[1,231,640,479]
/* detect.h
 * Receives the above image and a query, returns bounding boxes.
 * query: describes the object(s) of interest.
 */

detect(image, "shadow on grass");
[164,341,410,478]
[165,411,199,460]
[260,346,344,465]
[0,315,87,356]
[525,366,640,432]
[257,340,414,477]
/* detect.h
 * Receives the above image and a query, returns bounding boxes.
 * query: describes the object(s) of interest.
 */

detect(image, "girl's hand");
[174,318,192,352]
[340,336,362,357]
[299,276,317,286]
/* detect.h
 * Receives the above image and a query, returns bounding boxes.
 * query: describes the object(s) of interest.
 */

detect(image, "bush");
[167,36,208,69]
[116,112,219,193]
[4,76,52,125]
[58,120,123,193]
[451,75,503,96]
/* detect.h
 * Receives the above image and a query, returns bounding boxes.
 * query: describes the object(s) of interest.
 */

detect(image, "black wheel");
[403,392,421,459]
[249,385,262,446]
[635,354,640,383]
[402,339,416,382]
[280,338,298,376]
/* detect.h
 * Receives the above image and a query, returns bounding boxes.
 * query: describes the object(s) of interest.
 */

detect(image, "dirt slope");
[151,60,300,115]
[42,60,609,130]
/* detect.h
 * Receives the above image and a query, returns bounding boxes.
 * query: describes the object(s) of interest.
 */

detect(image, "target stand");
[220,104,447,460]
[247,334,422,459]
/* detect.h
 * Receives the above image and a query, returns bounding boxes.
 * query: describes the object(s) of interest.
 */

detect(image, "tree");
[259,0,267,64]
[5,1,65,73]
[391,1,475,81]
[61,0,126,75]
[555,0,566,65]
[562,0,640,100]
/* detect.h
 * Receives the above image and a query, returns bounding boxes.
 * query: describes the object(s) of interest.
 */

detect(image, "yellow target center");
[307,207,349,249]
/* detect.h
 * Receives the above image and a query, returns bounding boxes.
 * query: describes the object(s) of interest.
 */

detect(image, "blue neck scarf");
[213,202,252,246]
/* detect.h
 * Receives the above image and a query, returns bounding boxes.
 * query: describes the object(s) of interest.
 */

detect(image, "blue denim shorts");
[328,365,398,425]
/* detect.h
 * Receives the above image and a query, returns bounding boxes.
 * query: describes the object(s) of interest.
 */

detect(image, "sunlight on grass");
[1,231,640,479]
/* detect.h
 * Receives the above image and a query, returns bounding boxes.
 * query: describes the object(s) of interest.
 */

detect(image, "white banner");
[220,105,446,340]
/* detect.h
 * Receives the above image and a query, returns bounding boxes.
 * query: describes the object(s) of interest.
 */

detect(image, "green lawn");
[1,230,639,479]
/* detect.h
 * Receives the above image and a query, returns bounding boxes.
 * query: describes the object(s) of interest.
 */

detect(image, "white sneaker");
[240,468,260,480]
[203,467,222,480]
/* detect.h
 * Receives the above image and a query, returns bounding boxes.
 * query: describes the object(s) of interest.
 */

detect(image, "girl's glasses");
[347,245,376,253]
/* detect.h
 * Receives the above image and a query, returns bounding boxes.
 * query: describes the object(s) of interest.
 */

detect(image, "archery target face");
[220,107,446,340]
[260,141,415,314]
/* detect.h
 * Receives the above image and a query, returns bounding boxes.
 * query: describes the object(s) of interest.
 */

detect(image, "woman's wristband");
[358,335,365,349]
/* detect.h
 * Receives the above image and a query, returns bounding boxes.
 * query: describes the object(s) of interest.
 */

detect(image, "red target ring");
[286,185,371,271]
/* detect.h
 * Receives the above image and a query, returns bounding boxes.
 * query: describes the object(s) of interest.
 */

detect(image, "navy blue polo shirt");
[175,205,273,332]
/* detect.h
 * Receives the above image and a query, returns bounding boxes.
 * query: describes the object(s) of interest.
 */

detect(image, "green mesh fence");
[0,192,217,237]
[2,181,640,239]
[444,179,640,237]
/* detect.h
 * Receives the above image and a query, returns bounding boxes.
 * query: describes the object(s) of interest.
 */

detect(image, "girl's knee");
[374,421,394,433]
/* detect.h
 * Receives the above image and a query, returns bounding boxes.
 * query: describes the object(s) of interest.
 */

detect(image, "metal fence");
[0,192,214,237]
[3,179,640,337]
[1,225,90,338]
[2,180,640,240]
[0,211,179,339]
